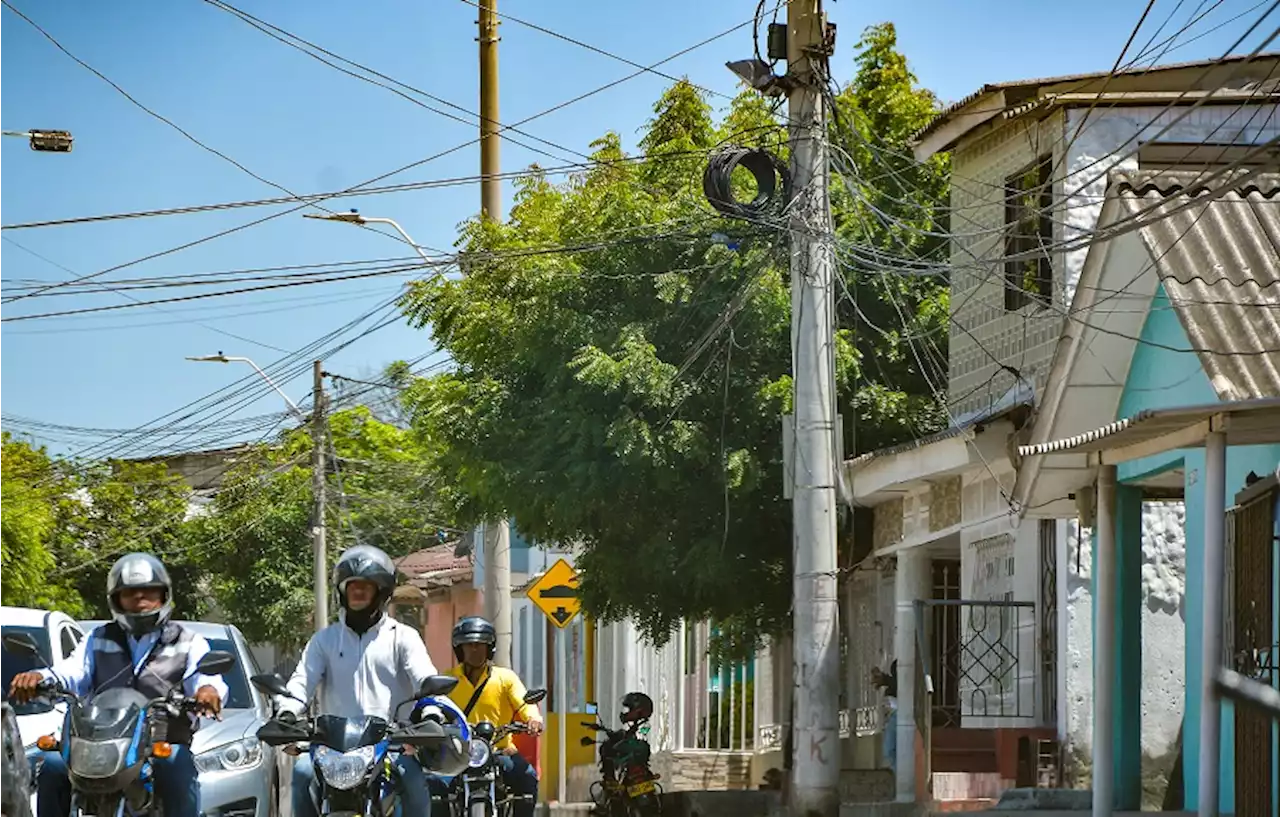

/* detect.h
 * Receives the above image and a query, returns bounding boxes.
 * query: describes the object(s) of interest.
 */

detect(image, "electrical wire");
[1,13,760,306]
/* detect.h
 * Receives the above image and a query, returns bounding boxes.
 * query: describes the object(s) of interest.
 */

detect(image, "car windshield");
[1,626,55,715]
[205,638,252,710]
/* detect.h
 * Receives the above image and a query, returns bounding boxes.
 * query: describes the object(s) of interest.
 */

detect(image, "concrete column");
[893,549,926,802]
[1093,465,1118,817]
[1198,431,1227,817]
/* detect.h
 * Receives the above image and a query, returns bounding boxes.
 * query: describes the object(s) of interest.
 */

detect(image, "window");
[1004,156,1053,310]
[59,626,80,660]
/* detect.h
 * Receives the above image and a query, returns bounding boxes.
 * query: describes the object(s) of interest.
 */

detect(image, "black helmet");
[452,616,496,661]
[332,545,397,613]
[106,553,174,636]
[620,691,654,724]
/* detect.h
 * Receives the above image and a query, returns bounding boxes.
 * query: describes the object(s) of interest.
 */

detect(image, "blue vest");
[89,622,198,744]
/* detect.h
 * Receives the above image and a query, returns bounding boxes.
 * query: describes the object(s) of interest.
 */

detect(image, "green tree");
[58,459,201,622]
[0,435,70,614]
[188,404,452,651]
[399,28,948,654]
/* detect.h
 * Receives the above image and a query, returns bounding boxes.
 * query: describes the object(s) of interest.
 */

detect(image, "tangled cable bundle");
[702,146,790,221]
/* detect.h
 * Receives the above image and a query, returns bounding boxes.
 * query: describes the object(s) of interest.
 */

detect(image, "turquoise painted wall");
[1116,284,1280,812]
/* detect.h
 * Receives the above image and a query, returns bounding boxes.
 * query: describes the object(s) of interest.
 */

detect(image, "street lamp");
[187,351,327,632]
[185,353,306,421]
[303,210,433,265]
[3,129,74,152]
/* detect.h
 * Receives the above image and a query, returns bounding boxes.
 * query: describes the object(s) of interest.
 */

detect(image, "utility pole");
[786,0,841,815]
[311,360,330,633]
[475,0,513,667]
[482,521,513,667]
[478,0,501,220]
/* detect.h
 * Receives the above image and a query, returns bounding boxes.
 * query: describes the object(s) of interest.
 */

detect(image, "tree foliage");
[1,433,196,619]
[63,459,201,622]
[399,25,949,654]
[185,405,452,652]
[1,434,84,614]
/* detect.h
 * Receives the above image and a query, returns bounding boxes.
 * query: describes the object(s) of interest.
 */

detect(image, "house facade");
[1014,168,1280,814]
[836,54,1279,807]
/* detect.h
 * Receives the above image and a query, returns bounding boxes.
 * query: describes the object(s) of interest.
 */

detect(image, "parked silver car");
[79,621,283,817]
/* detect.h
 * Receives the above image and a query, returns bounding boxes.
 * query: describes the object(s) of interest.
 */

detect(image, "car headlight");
[195,737,264,775]
[467,739,490,769]
[314,745,376,791]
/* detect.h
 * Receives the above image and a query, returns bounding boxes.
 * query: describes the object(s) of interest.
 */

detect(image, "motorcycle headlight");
[314,745,376,791]
[195,737,264,775]
[467,739,490,769]
[68,738,130,779]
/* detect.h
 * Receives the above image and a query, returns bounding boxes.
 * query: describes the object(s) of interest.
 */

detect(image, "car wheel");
[0,706,32,817]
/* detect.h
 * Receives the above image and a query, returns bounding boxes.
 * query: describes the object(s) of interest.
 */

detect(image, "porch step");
[932,772,1005,801]
[930,800,999,813]
[839,769,895,803]
[931,729,998,774]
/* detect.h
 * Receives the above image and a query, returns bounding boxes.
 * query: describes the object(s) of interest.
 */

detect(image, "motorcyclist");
[8,553,227,817]
[281,544,438,817]
[439,616,543,817]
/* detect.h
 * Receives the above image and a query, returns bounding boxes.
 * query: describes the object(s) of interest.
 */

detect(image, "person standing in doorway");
[871,661,898,775]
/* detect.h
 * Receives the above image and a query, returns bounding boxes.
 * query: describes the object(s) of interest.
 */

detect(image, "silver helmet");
[332,544,397,613]
[106,553,174,636]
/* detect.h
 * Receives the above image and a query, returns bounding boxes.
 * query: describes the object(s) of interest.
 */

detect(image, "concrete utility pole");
[478,0,502,220]
[474,0,513,667]
[786,0,841,815]
[483,521,514,667]
[311,360,330,633]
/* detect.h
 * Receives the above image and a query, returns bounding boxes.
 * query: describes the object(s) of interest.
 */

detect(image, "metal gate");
[1231,478,1278,817]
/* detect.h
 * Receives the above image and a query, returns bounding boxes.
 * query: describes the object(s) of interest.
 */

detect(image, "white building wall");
[1062,501,1187,784]
[948,102,1280,418]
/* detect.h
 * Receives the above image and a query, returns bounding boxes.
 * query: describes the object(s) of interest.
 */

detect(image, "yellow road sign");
[526,558,581,628]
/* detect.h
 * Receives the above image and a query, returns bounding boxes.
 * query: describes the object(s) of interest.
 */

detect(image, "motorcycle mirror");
[585,701,598,715]
[196,650,236,677]
[417,675,460,698]
[474,721,497,741]
[579,736,596,747]
[523,688,547,705]
[0,635,42,660]
[250,673,295,700]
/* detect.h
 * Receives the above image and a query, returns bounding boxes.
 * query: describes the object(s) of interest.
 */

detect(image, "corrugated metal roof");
[1109,169,1280,400]
[1017,398,1280,459]
[910,53,1280,149]
[844,400,1032,470]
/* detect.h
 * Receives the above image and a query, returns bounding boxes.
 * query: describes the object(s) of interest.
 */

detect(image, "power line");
[0,14,758,306]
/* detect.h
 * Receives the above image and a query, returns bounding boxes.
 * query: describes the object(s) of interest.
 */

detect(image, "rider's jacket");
[283,611,437,721]
[444,664,537,752]
[43,621,227,745]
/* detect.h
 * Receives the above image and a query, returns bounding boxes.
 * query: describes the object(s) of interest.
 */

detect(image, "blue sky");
[1,0,1267,456]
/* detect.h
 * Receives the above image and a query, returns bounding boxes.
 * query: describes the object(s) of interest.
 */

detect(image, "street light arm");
[356,217,432,264]
[187,354,306,421]
[301,212,432,265]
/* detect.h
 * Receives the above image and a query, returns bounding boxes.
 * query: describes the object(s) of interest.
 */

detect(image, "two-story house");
[839,53,1280,808]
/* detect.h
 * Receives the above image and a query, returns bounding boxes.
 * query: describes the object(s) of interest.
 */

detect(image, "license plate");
[626,781,656,797]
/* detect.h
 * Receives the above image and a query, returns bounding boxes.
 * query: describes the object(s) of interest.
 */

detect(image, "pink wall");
[424,586,483,670]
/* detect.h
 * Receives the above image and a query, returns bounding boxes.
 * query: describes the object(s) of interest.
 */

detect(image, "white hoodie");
[283,611,437,721]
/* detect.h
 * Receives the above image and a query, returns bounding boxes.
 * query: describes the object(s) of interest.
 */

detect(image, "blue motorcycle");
[1,632,236,817]
[252,674,466,817]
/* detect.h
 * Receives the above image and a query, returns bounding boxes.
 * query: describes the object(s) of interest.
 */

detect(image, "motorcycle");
[428,688,545,817]
[1,631,236,817]
[580,713,661,817]
[251,673,464,817]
